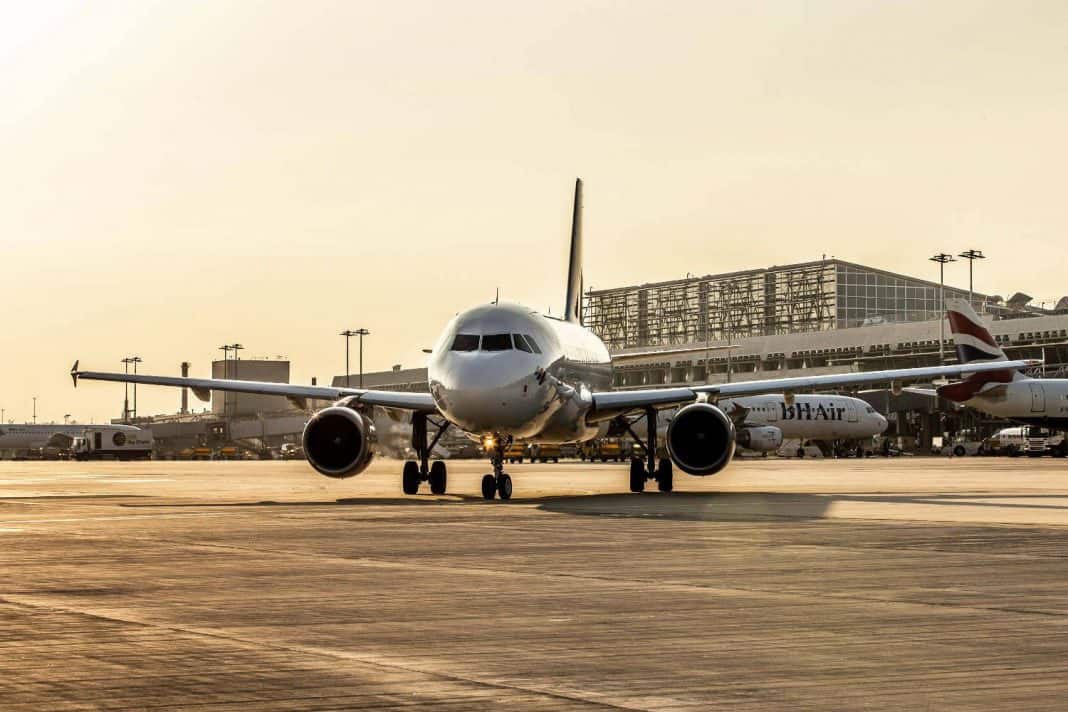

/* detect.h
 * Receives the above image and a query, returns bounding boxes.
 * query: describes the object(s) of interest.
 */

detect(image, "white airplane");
[620,394,887,453]
[70,180,1037,499]
[931,298,1068,430]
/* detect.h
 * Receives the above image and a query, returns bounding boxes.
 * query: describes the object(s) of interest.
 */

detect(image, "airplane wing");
[70,362,439,413]
[588,359,1040,420]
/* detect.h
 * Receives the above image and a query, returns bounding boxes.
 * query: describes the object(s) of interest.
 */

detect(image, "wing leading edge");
[71,366,439,413]
[589,359,1041,420]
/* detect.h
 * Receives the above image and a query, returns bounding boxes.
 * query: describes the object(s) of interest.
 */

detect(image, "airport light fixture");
[340,329,370,388]
[957,249,986,304]
[229,344,244,418]
[121,356,137,422]
[32,396,37,425]
[929,253,956,363]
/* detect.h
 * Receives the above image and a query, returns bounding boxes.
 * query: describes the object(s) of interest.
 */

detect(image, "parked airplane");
[620,394,886,453]
[935,298,1067,433]
[70,180,1037,499]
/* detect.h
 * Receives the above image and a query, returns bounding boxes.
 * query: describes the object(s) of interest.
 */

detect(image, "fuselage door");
[1030,382,1046,413]
[766,401,779,422]
[846,402,859,423]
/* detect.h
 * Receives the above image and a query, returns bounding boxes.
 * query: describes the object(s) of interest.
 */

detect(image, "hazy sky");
[3,1,1067,424]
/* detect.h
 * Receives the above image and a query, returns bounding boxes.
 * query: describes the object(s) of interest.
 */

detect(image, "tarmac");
[2,457,1068,710]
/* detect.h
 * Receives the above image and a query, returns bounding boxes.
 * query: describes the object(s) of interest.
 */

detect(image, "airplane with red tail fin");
[941,298,1067,429]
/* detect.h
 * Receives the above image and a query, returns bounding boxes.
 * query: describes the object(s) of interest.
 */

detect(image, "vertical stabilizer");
[946,298,1008,364]
[563,178,583,323]
[938,298,1029,402]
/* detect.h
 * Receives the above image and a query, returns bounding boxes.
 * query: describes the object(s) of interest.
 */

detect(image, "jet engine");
[301,406,376,478]
[666,403,736,476]
[737,425,784,453]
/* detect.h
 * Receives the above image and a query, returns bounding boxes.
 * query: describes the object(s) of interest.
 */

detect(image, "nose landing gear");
[402,413,451,496]
[481,435,513,500]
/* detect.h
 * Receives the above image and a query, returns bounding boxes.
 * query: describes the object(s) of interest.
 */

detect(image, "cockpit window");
[513,334,532,353]
[451,334,480,351]
[866,407,874,413]
[523,335,542,353]
[481,333,513,351]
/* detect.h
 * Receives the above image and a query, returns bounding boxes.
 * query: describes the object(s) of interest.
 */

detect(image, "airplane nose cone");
[876,413,888,433]
[431,354,553,436]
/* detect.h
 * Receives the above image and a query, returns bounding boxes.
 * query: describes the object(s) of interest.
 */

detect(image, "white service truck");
[71,427,154,461]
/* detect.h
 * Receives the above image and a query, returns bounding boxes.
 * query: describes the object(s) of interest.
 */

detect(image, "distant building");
[211,358,296,417]
[583,259,992,350]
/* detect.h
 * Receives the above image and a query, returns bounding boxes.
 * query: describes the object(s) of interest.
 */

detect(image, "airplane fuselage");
[963,379,1068,429]
[722,394,887,440]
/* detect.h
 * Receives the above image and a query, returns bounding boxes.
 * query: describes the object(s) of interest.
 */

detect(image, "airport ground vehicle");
[505,443,526,463]
[982,427,1055,457]
[579,438,629,462]
[71,427,153,460]
[529,443,561,463]
[280,443,304,460]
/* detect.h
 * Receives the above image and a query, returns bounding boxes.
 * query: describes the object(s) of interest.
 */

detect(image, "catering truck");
[71,427,154,460]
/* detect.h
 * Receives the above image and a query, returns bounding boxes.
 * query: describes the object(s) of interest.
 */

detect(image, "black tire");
[497,474,513,500]
[629,457,645,493]
[481,474,496,500]
[402,461,420,495]
[953,445,967,457]
[429,460,447,495]
[656,458,673,493]
[553,457,559,463]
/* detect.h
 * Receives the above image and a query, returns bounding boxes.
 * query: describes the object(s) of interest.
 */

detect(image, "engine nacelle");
[301,406,376,479]
[666,403,736,476]
[737,425,784,453]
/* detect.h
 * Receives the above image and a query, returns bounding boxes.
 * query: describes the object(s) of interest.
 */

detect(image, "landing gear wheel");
[481,474,497,500]
[953,445,966,457]
[429,460,447,494]
[656,458,673,492]
[497,473,513,500]
[402,461,420,495]
[629,457,646,493]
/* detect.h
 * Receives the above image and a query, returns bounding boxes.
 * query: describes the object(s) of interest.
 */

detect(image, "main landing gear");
[481,435,513,501]
[402,413,451,495]
[618,407,673,494]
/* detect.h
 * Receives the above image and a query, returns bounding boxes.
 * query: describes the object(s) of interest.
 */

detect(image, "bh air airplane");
[71,180,1036,499]
[629,394,886,454]
[932,298,1068,429]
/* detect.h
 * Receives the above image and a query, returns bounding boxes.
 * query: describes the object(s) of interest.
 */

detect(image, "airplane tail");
[563,178,583,324]
[938,298,1027,402]
[946,298,1008,364]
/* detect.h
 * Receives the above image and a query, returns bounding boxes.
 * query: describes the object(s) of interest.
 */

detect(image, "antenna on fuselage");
[563,177,583,324]
[493,287,499,305]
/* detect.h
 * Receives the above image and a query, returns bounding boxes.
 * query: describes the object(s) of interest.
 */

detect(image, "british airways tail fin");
[563,178,583,324]
[938,298,1029,402]
[946,298,1008,364]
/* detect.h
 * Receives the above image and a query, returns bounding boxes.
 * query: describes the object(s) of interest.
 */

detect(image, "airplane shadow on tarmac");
[119,492,1068,523]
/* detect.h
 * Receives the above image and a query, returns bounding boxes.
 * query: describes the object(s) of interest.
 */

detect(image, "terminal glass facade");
[584,259,986,350]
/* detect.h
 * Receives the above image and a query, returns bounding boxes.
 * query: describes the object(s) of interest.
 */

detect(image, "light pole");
[930,253,956,363]
[32,396,37,424]
[121,357,134,421]
[340,329,370,388]
[130,356,142,420]
[230,344,244,417]
[958,249,986,306]
[219,345,233,417]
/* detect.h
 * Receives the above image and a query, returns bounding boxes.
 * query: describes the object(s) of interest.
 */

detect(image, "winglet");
[70,360,79,387]
[563,177,583,324]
